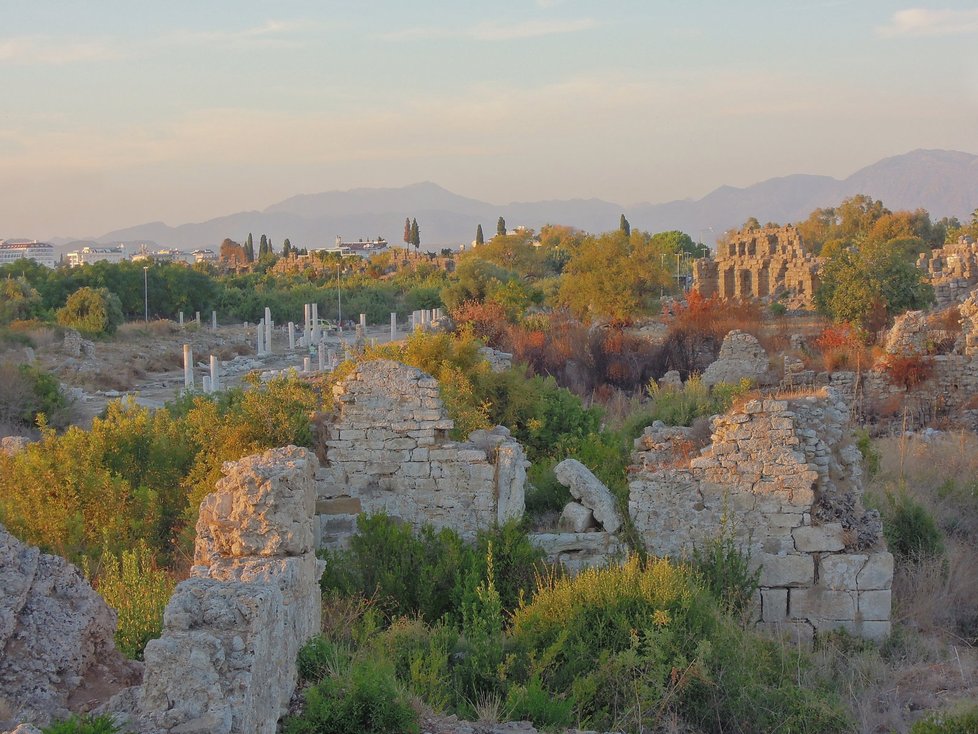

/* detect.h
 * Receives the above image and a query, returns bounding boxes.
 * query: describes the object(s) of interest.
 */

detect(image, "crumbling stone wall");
[0,526,140,730]
[316,360,526,548]
[694,225,821,309]
[109,446,325,734]
[917,236,978,309]
[701,330,771,387]
[628,390,892,641]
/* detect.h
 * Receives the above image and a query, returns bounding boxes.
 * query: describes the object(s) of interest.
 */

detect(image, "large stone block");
[857,590,891,621]
[792,523,845,552]
[758,553,814,587]
[790,588,855,621]
[857,552,894,590]
[761,588,788,622]
[558,502,596,533]
[818,554,866,590]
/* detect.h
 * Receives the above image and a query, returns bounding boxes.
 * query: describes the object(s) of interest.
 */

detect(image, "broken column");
[390,312,397,341]
[183,344,194,390]
[311,303,320,344]
[288,322,296,350]
[210,355,220,392]
[264,307,272,354]
[211,311,217,331]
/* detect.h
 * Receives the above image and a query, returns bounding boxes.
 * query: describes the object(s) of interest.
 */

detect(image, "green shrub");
[371,618,456,713]
[87,542,175,659]
[297,636,354,685]
[283,658,419,734]
[884,491,945,560]
[909,706,978,734]
[690,532,761,617]
[41,714,121,734]
[56,286,124,336]
[504,674,574,730]
[854,428,881,478]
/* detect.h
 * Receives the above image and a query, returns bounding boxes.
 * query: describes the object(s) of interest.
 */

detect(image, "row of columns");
[410,308,443,330]
[182,345,222,394]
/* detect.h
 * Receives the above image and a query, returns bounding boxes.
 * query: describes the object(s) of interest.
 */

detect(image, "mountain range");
[88,149,978,251]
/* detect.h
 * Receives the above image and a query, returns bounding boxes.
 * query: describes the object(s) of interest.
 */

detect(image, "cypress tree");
[476,224,484,246]
[410,218,420,250]
[620,214,631,237]
[496,216,506,237]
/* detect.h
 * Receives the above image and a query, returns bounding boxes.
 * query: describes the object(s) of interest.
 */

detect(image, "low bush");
[41,715,121,734]
[87,542,176,659]
[283,657,419,734]
[883,490,945,560]
[690,532,761,617]
[910,706,978,734]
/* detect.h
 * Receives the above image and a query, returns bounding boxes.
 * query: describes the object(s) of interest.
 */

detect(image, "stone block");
[761,588,788,622]
[817,553,864,590]
[857,590,891,621]
[792,523,845,552]
[315,497,362,516]
[558,502,596,533]
[790,588,855,621]
[758,553,814,587]
[856,552,893,590]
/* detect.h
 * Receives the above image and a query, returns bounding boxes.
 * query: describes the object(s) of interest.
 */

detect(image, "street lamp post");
[143,266,149,323]
[336,263,342,333]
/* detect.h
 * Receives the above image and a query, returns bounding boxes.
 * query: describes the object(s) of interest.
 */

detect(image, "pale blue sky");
[1,1,976,237]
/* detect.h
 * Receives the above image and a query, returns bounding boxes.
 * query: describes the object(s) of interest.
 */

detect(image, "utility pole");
[143,266,149,323]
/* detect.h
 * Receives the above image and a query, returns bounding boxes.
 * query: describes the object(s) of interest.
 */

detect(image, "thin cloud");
[0,36,120,65]
[163,20,311,48]
[379,17,597,42]
[878,8,978,37]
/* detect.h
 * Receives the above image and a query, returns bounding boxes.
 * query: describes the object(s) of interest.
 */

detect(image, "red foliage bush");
[450,300,509,346]
[882,354,934,390]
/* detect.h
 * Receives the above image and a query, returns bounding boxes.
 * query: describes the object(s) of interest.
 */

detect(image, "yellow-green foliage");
[87,542,176,659]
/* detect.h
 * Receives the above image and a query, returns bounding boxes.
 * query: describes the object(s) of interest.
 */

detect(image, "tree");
[244,233,255,263]
[282,238,292,257]
[410,218,420,251]
[403,217,411,251]
[258,234,269,259]
[476,224,484,246]
[56,286,125,336]
[497,217,507,237]
[619,214,631,237]
[814,242,934,330]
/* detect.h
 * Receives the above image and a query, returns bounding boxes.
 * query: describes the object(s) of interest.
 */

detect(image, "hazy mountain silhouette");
[96,149,978,250]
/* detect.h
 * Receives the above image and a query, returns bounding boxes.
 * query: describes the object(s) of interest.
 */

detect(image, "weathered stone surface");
[857,590,892,621]
[0,525,140,729]
[792,523,845,552]
[857,552,894,590]
[761,588,788,622]
[529,532,626,576]
[758,554,814,588]
[108,447,325,734]
[554,459,622,534]
[658,370,682,389]
[195,446,318,565]
[701,330,770,387]
[558,502,596,533]
[790,588,855,621]
[317,361,528,544]
[818,554,865,590]
[883,310,928,356]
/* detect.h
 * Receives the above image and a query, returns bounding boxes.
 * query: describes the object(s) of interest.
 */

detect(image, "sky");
[1,1,977,239]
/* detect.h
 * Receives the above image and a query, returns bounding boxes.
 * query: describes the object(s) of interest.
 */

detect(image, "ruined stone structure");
[0,525,140,730]
[917,236,978,309]
[693,225,821,309]
[628,391,893,641]
[315,360,527,548]
[107,446,324,734]
[700,330,771,387]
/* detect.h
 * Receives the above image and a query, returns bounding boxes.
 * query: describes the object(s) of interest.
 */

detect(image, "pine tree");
[496,217,506,237]
[410,218,420,251]
[476,224,484,246]
[620,214,631,237]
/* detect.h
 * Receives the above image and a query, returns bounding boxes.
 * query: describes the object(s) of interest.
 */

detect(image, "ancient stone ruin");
[315,360,527,547]
[693,225,821,309]
[917,236,978,309]
[106,446,324,734]
[628,390,892,640]
[700,329,771,387]
[0,526,141,730]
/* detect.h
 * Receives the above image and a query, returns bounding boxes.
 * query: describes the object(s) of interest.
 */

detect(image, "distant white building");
[66,245,126,267]
[318,235,389,258]
[193,249,217,263]
[0,240,56,268]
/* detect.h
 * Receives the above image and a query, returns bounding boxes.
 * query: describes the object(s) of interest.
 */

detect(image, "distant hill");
[95,149,978,250]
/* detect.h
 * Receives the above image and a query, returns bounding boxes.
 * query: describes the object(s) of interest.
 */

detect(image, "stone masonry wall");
[316,360,526,548]
[694,225,822,309]
[108,446,325,734]
[917,237,978,309]
[628,390,893,641]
